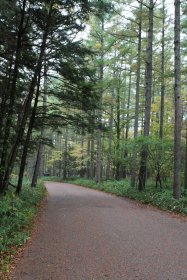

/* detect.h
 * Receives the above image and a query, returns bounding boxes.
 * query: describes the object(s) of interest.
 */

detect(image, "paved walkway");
[11,182,187,280]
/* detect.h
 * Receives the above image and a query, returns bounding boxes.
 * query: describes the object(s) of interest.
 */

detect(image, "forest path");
[11,182,187,280]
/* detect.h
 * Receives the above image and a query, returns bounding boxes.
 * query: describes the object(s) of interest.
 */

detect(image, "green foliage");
[0,180,47,276]
[41,176,64,182]
[122,136,174,184]
[67,178,187,215]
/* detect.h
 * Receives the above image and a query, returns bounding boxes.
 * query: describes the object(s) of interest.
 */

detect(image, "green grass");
[0,179,47,278]
[46,177,187,216]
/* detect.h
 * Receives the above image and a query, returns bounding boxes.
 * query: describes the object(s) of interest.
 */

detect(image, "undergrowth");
[0,180,47,278]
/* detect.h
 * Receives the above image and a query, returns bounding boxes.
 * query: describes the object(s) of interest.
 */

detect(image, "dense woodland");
[0,0,187,199]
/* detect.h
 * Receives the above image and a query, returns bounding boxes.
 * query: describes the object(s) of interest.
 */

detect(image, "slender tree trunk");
[106,104,113,180]
[125,67,132,141]
[122,67,127,140]
[39,93,47,177]
[173,0,181,199]
[63,127,69,180]
[31,90,48,187]
[159,0,165,139]
[80,131,85,177]
[115,87,121,180]
[138,0,154,191]
[86,135,91,178]
[31,137,44,188]
[96,18,104,184]
[90,131,95,179]
[154,0,166,189]
[131,3,142,188]
[184,124,187,190]
[124,66,132,179]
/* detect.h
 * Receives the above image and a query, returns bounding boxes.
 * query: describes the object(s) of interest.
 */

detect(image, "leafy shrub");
[0,180,47,276]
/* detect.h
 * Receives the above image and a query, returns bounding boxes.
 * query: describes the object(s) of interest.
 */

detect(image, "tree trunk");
[80,131,85,177]
[31,139,43,188]
[106,104,113,180]
[173,0,181,199]
[131,2,142,188]
[184,125,187,190]
[138,0,154,191]
[96,18,104,184]
[63,127,69,180]
[86,135,91,179]
[123,66,132,179]
[90,131,95,179]
[115,86,121,180]
[39,93,47,177]
[159,0,165,139]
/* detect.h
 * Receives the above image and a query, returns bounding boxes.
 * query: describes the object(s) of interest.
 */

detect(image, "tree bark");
[63,127,69,180]
[173,0,181,199]
[90,131,95,179]
[86,135,91,178]
[115,86,121,180]
[123,66,132,179]
[138,0,154,191]
[106,104,113,180]
[184,125,187,190]
[96,17,104,184]
[159,0,165,139]
[131,2,142,188]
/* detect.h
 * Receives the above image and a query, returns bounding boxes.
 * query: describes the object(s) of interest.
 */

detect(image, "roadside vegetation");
[0,179,47,278]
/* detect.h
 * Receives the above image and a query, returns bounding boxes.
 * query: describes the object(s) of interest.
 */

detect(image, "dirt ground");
[11,182,187,280]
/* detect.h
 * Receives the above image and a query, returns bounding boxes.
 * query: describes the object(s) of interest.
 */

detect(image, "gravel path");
[11,182,187,280]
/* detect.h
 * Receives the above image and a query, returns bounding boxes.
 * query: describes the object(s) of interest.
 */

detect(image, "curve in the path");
[11,182,187,280]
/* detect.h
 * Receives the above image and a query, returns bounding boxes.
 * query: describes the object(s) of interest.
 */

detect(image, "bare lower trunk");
[184,126,187,190]
[90,132,95,179]
[31,141,43,188]
[86,136,91,179]
[106,105,113,180]
[115,87,121,180]
[63,127,69,180]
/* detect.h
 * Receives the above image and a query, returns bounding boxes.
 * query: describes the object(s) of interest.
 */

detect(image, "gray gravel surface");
[11,182,187,280]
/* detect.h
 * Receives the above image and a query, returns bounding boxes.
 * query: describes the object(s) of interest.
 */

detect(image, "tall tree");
[131,2,143,188]
[138,0,154,191]
[159,0,166,139]
[173,0,181,199]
